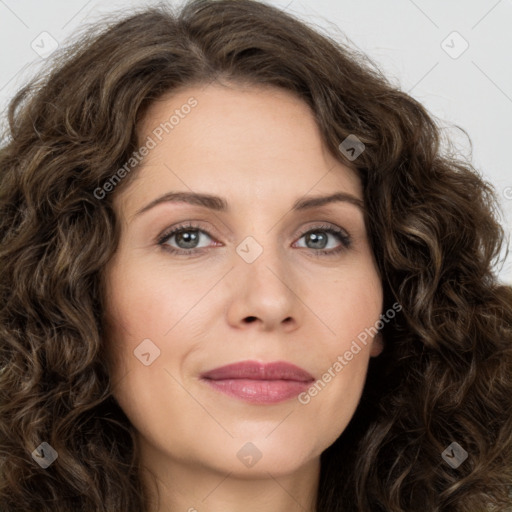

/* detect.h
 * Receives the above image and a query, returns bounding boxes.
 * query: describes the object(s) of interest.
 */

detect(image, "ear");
[370,331,384,357]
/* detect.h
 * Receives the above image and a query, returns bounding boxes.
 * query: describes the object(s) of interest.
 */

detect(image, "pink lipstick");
[200,360,314,404]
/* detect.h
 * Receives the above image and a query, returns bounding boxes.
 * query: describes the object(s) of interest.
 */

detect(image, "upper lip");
[200,360,315,382]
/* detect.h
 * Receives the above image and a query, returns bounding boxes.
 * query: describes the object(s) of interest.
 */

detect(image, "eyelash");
[156,222,352,257]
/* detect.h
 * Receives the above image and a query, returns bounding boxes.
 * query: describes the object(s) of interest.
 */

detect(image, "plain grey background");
[0,0,511,284]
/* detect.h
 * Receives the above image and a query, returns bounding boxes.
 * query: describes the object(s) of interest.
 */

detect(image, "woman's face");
[103,82,383,480]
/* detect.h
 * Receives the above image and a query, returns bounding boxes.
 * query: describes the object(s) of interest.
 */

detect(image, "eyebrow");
[134,191,364,217]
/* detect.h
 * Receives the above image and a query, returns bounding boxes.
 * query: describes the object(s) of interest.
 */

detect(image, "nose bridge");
[228,228,299,329]
[236,231,288,291]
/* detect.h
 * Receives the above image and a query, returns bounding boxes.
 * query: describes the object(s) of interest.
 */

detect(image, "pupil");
[308,232,326,249]
[177,230,199,248]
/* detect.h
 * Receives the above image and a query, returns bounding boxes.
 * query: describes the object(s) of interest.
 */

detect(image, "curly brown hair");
[1,1,511,510]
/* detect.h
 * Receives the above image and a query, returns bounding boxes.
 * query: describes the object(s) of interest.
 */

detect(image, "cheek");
[297,330,376,453]
[103,255,222,414]
[316,255,383,347]
[295,258,382,441]
[105,257,206,353]
[103,261,201,442]
[102,257,177,392]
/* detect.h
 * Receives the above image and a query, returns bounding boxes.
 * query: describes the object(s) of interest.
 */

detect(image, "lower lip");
[201,378,312,404]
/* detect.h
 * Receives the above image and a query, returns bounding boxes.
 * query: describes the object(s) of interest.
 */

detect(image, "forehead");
[118,83,362,214]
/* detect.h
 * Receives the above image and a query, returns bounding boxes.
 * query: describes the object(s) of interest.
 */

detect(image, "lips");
[200,360,314,382]
[200,360,315,404]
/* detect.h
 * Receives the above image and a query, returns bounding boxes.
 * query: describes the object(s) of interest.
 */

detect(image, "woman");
[0,1,511,510]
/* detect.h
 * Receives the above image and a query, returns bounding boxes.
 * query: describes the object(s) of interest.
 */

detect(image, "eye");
[293,224,351,255]
[157,222,352,256]
[157,223,216,254]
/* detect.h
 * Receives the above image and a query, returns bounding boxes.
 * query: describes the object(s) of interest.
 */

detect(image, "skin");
[103,81,384,512]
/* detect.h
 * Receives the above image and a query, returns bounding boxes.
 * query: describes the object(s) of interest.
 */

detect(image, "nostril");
[244,316,258,323]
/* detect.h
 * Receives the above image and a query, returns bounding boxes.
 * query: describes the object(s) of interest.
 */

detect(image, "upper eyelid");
[158,221,233,245]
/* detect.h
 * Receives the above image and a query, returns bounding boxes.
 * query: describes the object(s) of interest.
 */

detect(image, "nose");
[225,240,301,332]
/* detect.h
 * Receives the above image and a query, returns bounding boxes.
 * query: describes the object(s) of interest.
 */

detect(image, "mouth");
[199,360,315,404]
